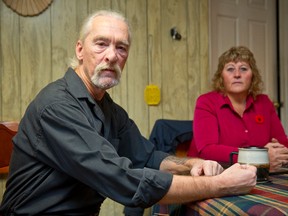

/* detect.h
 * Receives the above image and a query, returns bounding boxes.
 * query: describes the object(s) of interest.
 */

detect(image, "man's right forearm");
[158,163,257,204]
[158,175,218,204]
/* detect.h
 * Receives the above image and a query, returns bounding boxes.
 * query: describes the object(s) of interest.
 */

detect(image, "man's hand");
[214,163,257,196]
[159,162,256,204]
[190,159,224,176]
[160,156,223,176]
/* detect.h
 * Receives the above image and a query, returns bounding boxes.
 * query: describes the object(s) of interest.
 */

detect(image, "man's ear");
[75,40,84,61]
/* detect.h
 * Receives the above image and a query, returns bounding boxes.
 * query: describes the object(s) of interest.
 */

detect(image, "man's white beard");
[91,63,121,90]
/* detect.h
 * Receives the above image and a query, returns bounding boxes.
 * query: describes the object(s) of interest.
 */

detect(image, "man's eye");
[118,46,125,50]
[96,42,107,47]
[117,46,128,55]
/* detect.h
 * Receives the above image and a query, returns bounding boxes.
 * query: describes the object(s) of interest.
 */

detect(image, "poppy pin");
[255,115,264,124]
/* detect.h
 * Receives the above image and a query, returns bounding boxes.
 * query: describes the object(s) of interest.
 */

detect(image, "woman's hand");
[265,138,288,172]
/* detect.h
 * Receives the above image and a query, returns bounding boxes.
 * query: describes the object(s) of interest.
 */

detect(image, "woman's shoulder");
[196,91,224,108]
[255,94,272,103]
[254,94,275,109]
[198,91,222,101]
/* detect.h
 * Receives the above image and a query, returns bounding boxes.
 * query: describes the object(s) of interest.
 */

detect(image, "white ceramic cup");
[230,147,270,182]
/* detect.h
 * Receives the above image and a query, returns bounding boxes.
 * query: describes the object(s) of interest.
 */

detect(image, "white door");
[209,0,277,101]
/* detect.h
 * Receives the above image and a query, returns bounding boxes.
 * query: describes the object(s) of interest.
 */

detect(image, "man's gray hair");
[70,10,131,68]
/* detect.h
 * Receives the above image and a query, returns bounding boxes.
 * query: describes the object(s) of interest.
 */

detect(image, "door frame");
[279,0,288,133]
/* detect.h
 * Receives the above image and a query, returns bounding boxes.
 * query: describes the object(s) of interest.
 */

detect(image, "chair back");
[149,119,193,156]
[0,121,18,173]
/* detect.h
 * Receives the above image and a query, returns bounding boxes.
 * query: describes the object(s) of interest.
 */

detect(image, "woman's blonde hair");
[212,46,264,98]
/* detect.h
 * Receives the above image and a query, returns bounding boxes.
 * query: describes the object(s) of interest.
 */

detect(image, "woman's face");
[222,61,253,96]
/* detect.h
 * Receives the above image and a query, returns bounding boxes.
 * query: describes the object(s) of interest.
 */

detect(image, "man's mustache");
[96,63,121,77]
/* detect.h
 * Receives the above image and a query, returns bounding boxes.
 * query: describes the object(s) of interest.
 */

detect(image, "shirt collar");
[219,92,255,110]
[64,67,97,105]
[64,67,113,104]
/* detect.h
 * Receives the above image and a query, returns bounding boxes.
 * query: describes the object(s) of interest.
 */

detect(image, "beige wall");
[0,0,209,214]
[0,0,209,136]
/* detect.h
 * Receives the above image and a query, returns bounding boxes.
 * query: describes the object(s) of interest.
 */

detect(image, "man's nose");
[105,46,118,63]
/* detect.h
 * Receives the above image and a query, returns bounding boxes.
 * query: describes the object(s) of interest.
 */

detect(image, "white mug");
[230,147,270,182]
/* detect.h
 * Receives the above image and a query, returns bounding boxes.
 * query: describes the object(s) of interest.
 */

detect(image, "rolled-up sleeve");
[132,168,172,207]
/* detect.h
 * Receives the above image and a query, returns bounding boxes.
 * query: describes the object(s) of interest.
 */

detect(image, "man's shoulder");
[35,76,68,105]
[36,68,87,105]
[27,70,81,116]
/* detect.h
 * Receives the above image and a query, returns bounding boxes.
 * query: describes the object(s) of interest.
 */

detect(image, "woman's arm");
[265,139,288,171]
[189,93,239,163]
[264,95,288,171]
[267,96,288,146]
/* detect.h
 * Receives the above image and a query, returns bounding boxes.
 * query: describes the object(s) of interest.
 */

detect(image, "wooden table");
[155,173,288,216]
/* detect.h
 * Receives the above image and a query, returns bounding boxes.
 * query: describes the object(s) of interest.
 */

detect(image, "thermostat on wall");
[144,84,161,105]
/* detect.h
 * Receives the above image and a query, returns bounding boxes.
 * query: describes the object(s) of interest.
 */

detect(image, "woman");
[187,46,288,172]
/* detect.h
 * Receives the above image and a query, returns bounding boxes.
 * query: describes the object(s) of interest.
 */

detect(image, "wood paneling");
[0,0,209,214]
[126,0,149,135]
[147,0,162,133]
[51,0,78,80]
[20,11,52,114]
[161,0,189,120]
[1,2,21,120]
[0,0,208,135]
